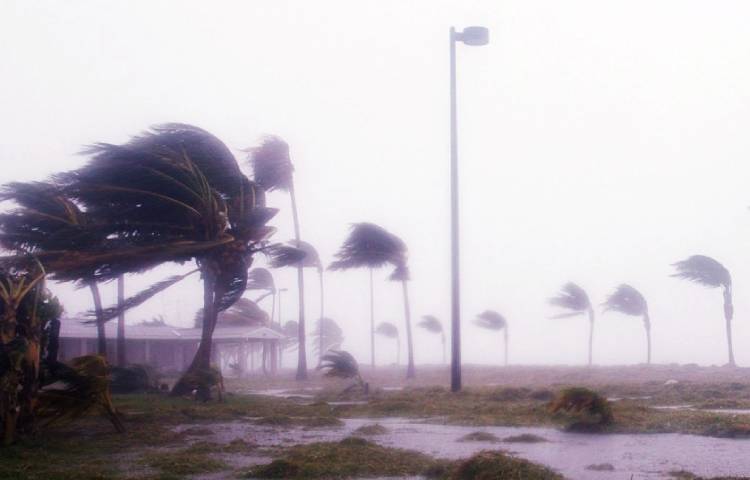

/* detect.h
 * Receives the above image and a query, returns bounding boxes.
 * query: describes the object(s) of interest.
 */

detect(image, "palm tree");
[329,223,415,378]
[418,315,445,364]
[247,268,276,323]
[318,350,368,395]
[45,124,276,400]
[292,241,327,363]
[672,255,735,366]
[375,321,400,365]
[549,282,595,366]
[602,284,651,364]
[312,317,344,359]
[248,136,308,381]
[474,310,509,366]
[116,275,126,366]
[0,182,111,357]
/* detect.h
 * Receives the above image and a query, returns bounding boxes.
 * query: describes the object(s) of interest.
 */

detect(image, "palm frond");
[418,315,443,334]
[474,310,507,331]
[329,223,406,271]
[548,282,590,316]
[388,264,410,282]
[265,243,308,269]
[247,268,275,292]
[246,136,294,192]
[291,240,322,270]
[312,317,344,355]
[671,255,730,288]
[375,321,399,339]
[602,284,648,317]
[318,350,360,380]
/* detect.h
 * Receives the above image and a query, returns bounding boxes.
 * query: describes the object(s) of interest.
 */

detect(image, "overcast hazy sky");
[2,1,750,367]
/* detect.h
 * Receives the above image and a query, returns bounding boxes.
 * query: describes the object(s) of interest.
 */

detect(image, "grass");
[503,433,548,443]
[140,449,228,475]
[458,431,501,443]
[445,450,563,480]
[352,423,389,435]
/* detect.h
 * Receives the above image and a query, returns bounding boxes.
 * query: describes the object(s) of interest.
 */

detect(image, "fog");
[2,0,750,367]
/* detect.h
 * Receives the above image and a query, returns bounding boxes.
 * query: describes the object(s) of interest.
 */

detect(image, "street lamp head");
[457,26,489,46]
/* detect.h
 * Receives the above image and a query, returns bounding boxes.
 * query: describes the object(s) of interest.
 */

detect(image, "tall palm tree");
[0,182,111,356]
[247,268,276,323]
[292,241,326,363]
[248,136,308,381]
[45,124,277,399]
[116,275,126,366]
[549,282,595,366]
[312,317,344,360]
[329,223,415,378]
[474,310,509,366]
[672,255,735,366]
[602,284,651,364]
[375,321,400,365]
[418,315,445,364]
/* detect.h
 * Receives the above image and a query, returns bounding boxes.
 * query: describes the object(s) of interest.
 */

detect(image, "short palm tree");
[247,268,276,321]
[248,136,309,381]
[672,255,735,366]
[418,315,445,364]
[375,321,400,365]
[329,223,415,378]
[318,350,368,395]
[549,282,595,366]
[46,124,276,399]
[474,310,509,366]
[602,284,651,364]
[312,317,344,359]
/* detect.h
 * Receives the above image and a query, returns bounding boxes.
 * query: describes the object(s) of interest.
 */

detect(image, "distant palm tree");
[418,315,446,364]
[375,321,400,365]
[329,222,415,378]
[672,255,735,366]
[248,136,309,381]
[247,268,277,323]
[474,310,509,366]
[549,282,595,366]
[290,240,327,364]
[603,284,651,364]
[318,350,368,395]
[312,317,344,359]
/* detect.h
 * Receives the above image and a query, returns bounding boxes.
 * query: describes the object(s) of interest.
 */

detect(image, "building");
[58,319,285,375]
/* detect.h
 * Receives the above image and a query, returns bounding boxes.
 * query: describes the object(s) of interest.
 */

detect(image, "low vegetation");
[445,451,564,480]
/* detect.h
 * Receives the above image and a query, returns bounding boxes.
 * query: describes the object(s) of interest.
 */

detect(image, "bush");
[549,387,613,431]
[110,364,160,394]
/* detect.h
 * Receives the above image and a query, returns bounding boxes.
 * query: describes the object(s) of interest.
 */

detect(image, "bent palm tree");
[549,282,595,366]
[46,124,276,400]
[418,315,446,364]
[248,136,308,381]
[292,241,327,363]
[318,350,368,395]
[329,223,415,378]
[603,284,651,364]
[312,317,344,359]
[474,310,509,366]
[672,255,735,366]
[375,321,400,365]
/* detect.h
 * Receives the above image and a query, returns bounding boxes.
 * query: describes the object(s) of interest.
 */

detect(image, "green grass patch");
[445,450,563,480]
[141,449,228,475]
[503,433,548,443]
[352,423,389,435]
[458,431,501,443]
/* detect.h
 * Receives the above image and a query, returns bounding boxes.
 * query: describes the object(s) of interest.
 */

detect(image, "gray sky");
[2,0,750,367]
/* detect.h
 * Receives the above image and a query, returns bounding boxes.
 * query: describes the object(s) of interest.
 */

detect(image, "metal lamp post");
[450,26,489,392]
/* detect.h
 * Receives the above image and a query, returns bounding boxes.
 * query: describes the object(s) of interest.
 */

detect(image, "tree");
[602,284,651,364]
[0,182,111,357]
[312,317,343,359]
[292,241,326,364]
[247,268,277,322]
[375,321,400,365]
[248,136,308,381]
[418,315,445,364]
[549,282,595,366]
[318,350,368,395]
[45,124,276,400]
[474,310,508,366]
[329,223,415,378]
[672,255,735,366]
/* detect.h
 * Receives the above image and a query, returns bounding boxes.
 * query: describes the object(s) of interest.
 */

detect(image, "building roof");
[59,319,285,342]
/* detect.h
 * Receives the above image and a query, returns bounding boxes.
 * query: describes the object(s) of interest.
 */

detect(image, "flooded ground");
[177,417,750,479]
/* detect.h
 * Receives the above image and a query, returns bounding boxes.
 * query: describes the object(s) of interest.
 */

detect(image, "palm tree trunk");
[116,275,126,367]
[503,328,508,367]
[396,334,400,365]
[270,292,276,326]
[441,332,446,364]
[289,186,308,381]
[643,312,652,365]
[318,269,324,364]
[89,282,106,356]
[171,267,218,398]
[369,268,375,368]
[723,286,736,366]
[587,307,595,367]
[401,279,415,379]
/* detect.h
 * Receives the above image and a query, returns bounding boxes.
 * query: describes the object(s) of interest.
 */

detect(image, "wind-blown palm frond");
[291,240,321,270]
[280,320,299,352]
[246,136,294,192]
[474,310,507,331]
[329,223,406,271]
[418,315,443,334]
[265,243,308,269]
[312,317,344,356]
[388,264,410,282]
[375,321,399,339]
[194,297,270,328]
[602,284,647,317]
[247,268,275,293]
[318,350,360,380]
[549,282,590,318]
[672,255,731,288]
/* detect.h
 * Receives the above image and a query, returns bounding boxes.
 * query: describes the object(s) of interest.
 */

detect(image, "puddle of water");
[180,418,750,480]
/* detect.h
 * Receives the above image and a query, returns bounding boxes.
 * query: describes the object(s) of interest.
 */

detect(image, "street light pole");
[449,26,489,393]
